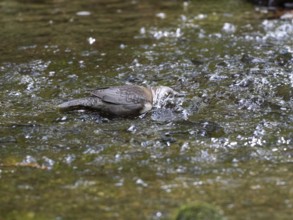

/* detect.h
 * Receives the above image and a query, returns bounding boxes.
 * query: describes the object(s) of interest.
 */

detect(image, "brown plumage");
[58,85,178,117]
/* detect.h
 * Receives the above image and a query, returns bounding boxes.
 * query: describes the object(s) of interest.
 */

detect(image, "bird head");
[151,86,180,107]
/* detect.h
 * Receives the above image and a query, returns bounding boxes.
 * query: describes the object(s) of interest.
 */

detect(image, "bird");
[57,85,180,117]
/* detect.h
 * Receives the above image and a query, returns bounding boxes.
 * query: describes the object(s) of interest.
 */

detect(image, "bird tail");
[57,97,102,110]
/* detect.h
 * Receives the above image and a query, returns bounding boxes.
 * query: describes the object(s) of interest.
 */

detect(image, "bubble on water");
[148,27,183,40]
[135,178,148,187]
[42,156,55,170]
[64,154,76,164]
[156,12,166,19]
[76,11,91,16]
[262,20,293,40]
[280,12,293,19]
[119,43,126,49]
[87,37,96,45]
[139,27,146,35]
[277,137,291,145]
[180,15,187,22]
[180,142,190,153]
[222,22,236,33]
[155,211,162,218]
[22,155,37,164]
[127,124,137,133]
[115,178,124,187]
[83,145,105,154]
[194,14,207,20]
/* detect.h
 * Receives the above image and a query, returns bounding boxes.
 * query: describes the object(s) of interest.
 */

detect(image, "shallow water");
[0,0,292,219]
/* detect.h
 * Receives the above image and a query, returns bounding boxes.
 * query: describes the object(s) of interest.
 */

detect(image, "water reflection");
[0,0,292,219]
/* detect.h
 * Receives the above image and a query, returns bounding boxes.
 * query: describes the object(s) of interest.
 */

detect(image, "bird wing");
[90,85,152,105]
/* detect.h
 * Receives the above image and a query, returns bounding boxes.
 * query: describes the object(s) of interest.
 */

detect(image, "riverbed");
[0,0,292,219]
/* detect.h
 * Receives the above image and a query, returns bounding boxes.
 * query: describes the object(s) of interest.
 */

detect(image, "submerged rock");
[175,202,226,220]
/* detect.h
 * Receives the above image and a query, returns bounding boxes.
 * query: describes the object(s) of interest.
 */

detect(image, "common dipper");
[58,85,179,117]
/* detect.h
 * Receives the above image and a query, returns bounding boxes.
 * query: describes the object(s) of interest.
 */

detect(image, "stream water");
[0,0,292,219]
